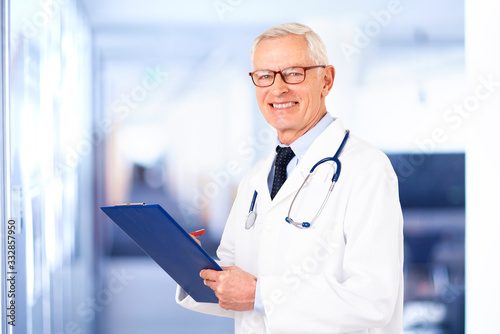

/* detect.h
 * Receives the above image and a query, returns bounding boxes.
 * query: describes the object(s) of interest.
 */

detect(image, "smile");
[272,102,298,109]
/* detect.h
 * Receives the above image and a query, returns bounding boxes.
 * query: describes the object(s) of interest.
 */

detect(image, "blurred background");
[1,0,499,333]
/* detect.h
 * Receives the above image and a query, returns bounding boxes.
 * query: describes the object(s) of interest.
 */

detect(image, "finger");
[200,269,218,281]
[204,279,218,292]
[190,235,201,246]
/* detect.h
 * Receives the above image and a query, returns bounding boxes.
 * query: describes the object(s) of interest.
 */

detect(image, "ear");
[321,65,335,98]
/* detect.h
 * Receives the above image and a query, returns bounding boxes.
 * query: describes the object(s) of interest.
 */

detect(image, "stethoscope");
[245,130,350,230]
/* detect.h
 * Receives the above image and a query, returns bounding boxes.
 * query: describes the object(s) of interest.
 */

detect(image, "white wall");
[465,1,500,333]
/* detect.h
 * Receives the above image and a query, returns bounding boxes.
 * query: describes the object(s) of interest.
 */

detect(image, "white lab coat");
[176,118,404,334]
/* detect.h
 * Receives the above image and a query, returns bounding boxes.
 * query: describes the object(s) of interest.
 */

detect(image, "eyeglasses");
[249,65,326,87]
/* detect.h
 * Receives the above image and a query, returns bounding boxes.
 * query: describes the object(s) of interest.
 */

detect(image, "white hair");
[250,22,329,70]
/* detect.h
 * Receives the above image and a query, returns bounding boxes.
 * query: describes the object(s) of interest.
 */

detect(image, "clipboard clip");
[115,202,146,206]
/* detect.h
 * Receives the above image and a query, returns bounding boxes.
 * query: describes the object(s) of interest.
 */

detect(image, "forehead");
[253,34,312,70]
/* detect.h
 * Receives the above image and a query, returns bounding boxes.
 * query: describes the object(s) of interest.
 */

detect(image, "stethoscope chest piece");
[245,211,257,230]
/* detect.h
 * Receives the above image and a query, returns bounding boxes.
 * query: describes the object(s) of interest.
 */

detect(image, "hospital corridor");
[1,0,499,333]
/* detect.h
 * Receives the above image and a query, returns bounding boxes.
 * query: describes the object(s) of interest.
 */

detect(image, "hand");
[200,266,257,311]
[189,229,205,246]
[190,235,201,246]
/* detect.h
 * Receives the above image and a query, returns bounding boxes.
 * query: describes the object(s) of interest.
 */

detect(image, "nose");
[271,73,289,95]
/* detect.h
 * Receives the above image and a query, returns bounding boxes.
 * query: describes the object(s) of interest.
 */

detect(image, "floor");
[98,257,234,334]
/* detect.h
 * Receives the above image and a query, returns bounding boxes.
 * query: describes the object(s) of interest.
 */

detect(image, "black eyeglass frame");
[249,65,327,87]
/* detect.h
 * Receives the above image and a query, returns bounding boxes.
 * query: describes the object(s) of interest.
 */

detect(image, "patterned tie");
[271,146,295,200]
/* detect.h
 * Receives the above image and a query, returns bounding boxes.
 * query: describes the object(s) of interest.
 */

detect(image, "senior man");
[176,22,404,334]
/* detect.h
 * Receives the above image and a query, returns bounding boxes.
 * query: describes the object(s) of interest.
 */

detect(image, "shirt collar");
[276,113,334,161]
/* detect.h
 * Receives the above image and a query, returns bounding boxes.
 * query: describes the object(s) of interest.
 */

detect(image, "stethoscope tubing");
[309,129,349,180]
[245,130,350,230]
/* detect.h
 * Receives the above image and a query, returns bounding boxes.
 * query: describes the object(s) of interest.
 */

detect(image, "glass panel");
[388,153,465,334]
[8,0,95,333]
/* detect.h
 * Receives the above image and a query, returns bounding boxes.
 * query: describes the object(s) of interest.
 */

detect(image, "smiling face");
[252,34,335,145]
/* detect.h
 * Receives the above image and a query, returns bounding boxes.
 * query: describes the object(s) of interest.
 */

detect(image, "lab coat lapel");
[270,119,347,206]
[247,119,347,209]
[248,151,275,211]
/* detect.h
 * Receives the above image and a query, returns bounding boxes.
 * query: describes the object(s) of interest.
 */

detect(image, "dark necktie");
[271,146,295,200]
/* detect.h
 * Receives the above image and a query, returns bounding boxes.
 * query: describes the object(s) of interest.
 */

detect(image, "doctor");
[176,22,404,334]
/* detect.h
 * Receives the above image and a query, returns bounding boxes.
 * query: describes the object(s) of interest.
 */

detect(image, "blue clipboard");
[101,203,221,303]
